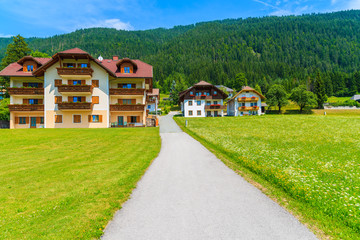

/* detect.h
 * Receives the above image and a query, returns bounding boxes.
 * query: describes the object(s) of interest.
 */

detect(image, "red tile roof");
[58,48,88,54]
[0,57,51,77]
[97,59,152,78]
[229,86,266,101]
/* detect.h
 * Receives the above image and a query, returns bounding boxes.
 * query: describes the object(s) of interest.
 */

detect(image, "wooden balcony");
[205,105,226,110]
[110,104,145,112]
[9,104,44,111]
[57,85,93,94]
[238,106,259,111]
[57,67,93,77]
[58,102,92,110]
[238,97,259,102]
[109,88,146,95]
[7,88,44,95]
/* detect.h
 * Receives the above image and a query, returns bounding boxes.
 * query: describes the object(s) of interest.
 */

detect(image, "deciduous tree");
[289,85,317,113]
[266,84,288,113]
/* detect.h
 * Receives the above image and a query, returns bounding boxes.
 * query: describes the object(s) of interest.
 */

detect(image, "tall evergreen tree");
[254,84,263,95]
[313,72,327,109]
[1,35,31,69]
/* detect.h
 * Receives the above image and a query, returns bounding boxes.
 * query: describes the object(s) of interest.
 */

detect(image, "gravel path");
[102,112,317,240]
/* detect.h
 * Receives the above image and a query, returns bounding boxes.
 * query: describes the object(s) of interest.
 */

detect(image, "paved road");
[102,112,317,240]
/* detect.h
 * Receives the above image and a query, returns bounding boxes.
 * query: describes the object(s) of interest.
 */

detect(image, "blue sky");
[0,0,359,38]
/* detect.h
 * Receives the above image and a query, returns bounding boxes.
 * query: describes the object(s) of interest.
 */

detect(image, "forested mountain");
[1,10,360,95]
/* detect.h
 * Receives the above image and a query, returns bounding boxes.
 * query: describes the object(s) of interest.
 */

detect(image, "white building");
[146,88,159,113]
[227,86,266,116]
[179,81,228,117]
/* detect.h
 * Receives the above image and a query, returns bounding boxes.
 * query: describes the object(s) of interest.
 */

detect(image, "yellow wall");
[11,112,44,129]
[110,112,145,125]
[46,110,108,128]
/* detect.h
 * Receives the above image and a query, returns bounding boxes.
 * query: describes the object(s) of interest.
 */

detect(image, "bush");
[330,100,360,107]
[0,98,10,121]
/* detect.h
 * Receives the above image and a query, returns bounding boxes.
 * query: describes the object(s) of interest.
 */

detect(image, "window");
[188,100,193,106]
[206,92,210,96]
[250,103,253,107]
[73,80,81,85]
[214,111,218,117]
[120,83,135,89]
[66,63,74,68]
[73,115,81,123]
[254,103,257,106]
[190,91,194,96]
[206,101,211,105]
[19,117,26,124]
[55,115,63,123]
[29,99,38,105]
[214,91,217,95]
[189,110,193,116]
[124,67,130,73]
[89,115,100,123]
[73,96,82,103]
[207,111,211,117]
[214,101,218,105]
[55,79,62,87]
[80,63,88,68]
[122,99,133,105]
[130,116,138,123]
[92,96,99,104]
[148,105,151,109]
[197,110,201,116]
[197,101,201,106]
[195,92,199,96]
[40,117,44,124]
[28,83,39,88]
[27,65,34,72]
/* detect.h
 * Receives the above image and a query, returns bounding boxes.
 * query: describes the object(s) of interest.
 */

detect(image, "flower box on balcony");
[241,97,246,99]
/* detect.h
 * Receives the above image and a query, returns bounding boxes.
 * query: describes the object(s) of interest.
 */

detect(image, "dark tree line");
[1,10,360,96]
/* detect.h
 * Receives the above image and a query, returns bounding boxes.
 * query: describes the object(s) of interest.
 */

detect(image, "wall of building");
[233,92,262,116]
[46,110,108,128]
[110,112,145,125]
[11,112,44,129]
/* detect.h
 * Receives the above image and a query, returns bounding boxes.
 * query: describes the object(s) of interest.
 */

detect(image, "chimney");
[113,56,119,61]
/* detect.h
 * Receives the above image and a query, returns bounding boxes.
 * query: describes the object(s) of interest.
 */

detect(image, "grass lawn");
[327,96,352,103]
[175,115,360,239]
[0,128,160,239]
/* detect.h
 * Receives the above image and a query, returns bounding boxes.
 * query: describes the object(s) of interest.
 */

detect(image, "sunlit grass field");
[0,128,160,239]
[175,115,360,238]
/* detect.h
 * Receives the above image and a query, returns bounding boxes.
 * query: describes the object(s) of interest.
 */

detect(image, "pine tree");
[1,35,31,69]
[313,72,327,109]
[254,84,262,95]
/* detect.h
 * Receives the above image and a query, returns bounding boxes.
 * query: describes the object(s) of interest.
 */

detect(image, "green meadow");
[0,128,160,239]
[175,114,360,239]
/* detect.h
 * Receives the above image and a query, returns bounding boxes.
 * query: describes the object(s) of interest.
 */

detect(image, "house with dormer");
[227,86,265,116]
[0,48,154,129]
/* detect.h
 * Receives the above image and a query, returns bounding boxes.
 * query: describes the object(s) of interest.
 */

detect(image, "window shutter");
[36,117,41,124]
[23,99,29,104]
[23,82,29,87]
[118,99,122,105]
[131,99,136,105]
[55,96,62,104]
[88,115,92,122]
[25,117,29,124]
[92,80,99,87]
[23,65,27,72]
[99,115,103,123]
[81,97,86,102]
[55,115,62,123]
[68,80,73,85]
[127,116,131,123]
[55,79,62,87]
[81,80,86,85]
[38,99,43,104]
[38,83,43,88]
[137,116,140,123]
[131,84,136,89]
[15,117,19,124]
[92,96,99,104]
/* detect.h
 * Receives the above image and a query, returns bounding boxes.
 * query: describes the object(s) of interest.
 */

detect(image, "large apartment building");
[0,48,154,129]
[179,81,228,117]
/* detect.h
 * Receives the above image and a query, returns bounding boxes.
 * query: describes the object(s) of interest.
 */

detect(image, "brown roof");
[148,88,159,96]
[0,48,152,78]
[229,86,266,101]
[194,80,212,86]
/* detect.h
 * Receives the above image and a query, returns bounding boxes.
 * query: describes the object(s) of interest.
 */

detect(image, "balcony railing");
[109,88,146,95]
[57,85,93,93]
[110,104,145,111]
[205,104,226,110]
[238,97,259,102]
[58,102,92,110]
[7,88,44,95]
[9,104,44,111]
[57,67,93,77]
[238,106,259,111]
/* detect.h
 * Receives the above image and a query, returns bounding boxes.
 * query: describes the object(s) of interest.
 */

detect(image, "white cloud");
[79,19,133,31]
[0,34,13,38]
[348,0,360,9]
